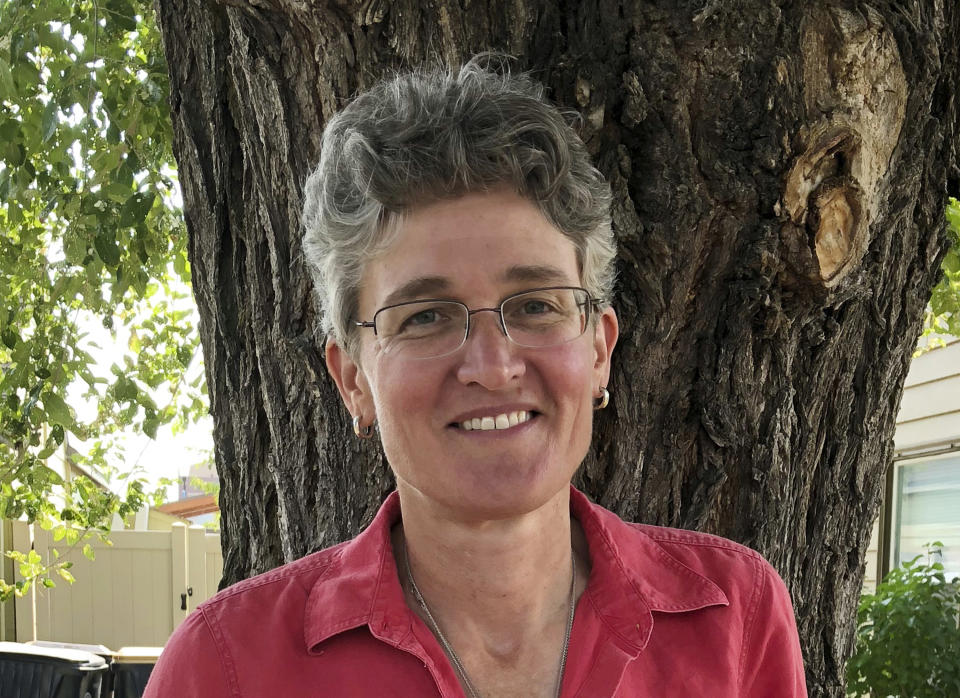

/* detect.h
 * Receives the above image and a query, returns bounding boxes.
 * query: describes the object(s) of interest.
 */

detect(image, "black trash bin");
[25,643,113,698]
[0,642,108,698]
[109,648,161,698]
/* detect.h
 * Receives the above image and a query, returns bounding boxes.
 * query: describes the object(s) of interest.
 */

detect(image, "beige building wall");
[863,338,960,592]
[896,339,960,450]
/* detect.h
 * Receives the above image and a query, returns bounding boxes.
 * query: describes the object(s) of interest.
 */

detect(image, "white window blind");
[894,452,960,581]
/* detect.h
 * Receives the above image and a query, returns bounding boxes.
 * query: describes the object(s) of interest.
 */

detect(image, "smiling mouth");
[457,411,534,431]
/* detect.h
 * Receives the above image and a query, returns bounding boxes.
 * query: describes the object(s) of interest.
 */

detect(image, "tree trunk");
[154,0,959,694]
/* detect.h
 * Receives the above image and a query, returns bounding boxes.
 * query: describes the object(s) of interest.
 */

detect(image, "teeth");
[460,411,531,431]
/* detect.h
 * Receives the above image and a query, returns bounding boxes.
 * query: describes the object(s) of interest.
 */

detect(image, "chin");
[454,467,574,520]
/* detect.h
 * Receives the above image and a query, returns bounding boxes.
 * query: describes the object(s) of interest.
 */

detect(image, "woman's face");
[327,190,618,521]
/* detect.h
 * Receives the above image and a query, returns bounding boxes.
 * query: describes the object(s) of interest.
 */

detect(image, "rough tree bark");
[154,1,958,694]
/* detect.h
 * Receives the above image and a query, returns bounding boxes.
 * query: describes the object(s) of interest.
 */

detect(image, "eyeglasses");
[355,286,600,360]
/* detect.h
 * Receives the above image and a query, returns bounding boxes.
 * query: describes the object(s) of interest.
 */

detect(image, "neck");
[392,484,586,662]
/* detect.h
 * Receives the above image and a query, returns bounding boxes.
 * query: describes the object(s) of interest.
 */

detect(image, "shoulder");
[587,495,772,590]
[630,521,762,558]
[143,605,232,697]
[144,542,349,698]
[630,523,795,609]
[200,540,348,614]
[574,488,767,586]
[607,515,791,618]
[626,523,804,693]
[628,522,768,577]
[577,497,805,694]
[629,522,792,611]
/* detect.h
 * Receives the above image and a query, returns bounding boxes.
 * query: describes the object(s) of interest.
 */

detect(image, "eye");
[522,299,552,315]
[510,294,563,317]
[403,309,441,327]
[392,304,458,336]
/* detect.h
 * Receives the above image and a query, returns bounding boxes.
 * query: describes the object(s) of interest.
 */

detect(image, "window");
[892,451,960,581]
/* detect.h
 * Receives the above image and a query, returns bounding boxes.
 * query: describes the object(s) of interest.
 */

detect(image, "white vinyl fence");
[3,521,222,649]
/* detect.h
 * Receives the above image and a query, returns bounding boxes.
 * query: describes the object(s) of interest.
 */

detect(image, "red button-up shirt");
[144,487,806,696]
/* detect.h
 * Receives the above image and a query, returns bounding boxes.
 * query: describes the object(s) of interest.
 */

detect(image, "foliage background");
[922,197,960,345]
[0,0,204,597]
[846,544,960,697]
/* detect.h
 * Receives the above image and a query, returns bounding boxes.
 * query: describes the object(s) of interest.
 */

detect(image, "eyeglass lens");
[374,288,591,359]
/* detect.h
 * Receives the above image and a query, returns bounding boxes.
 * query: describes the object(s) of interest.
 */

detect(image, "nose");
[455,310,525,389]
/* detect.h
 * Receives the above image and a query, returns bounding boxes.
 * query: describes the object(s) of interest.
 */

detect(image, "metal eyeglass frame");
[354,286,602,359]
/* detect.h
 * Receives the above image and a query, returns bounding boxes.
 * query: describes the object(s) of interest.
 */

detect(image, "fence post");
[31,525,53,641]
[171,522,188,630]
[11,521,35,642]
[187,526,207,613]
[1,520,17,640]
[205,533,224,599]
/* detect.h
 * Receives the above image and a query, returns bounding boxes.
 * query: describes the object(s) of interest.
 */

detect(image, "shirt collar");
[303,491,408,652]
[303,487,728,653]
[569,487,728,653]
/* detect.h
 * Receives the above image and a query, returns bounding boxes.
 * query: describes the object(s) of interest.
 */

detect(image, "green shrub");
[847,543,960,697]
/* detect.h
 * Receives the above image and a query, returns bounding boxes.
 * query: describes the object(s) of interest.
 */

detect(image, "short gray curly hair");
[301,55,616,357]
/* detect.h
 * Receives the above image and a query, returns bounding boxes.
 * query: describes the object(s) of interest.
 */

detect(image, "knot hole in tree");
[778,5,907,290]
[783,130,865,286]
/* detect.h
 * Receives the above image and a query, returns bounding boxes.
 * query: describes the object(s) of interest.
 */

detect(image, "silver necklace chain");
[403,540,576,698]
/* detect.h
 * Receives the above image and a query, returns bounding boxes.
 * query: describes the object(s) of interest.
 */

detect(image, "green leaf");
[41,466,64,487]
[106,0,139,32]
[142,416,159,439]
[57,568,75,584]
[173,250,187,277]
[0,59,14,100]
[133,237,150,264]
[4,141,26,167]
[82,544,95,561]
[1,329,18,349]
[41,392,73,428]
[0,119,19,142]
[94,231,122,267]
[944,249,960,275]
[41,102,58,144]
[946,197,960,234]
[119,191,156,228]
[176,345,193,368]
[114,376,139,402]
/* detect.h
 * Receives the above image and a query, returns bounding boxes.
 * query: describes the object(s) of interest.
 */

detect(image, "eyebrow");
[500,264,574,286]
[379,265,575,308]
[381,276,452,306]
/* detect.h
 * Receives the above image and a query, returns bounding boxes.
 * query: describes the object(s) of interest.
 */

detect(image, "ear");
[325,339,376,427]
[592,306,619,392]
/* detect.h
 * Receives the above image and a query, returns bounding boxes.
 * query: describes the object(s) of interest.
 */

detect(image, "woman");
[144,57,806,697]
